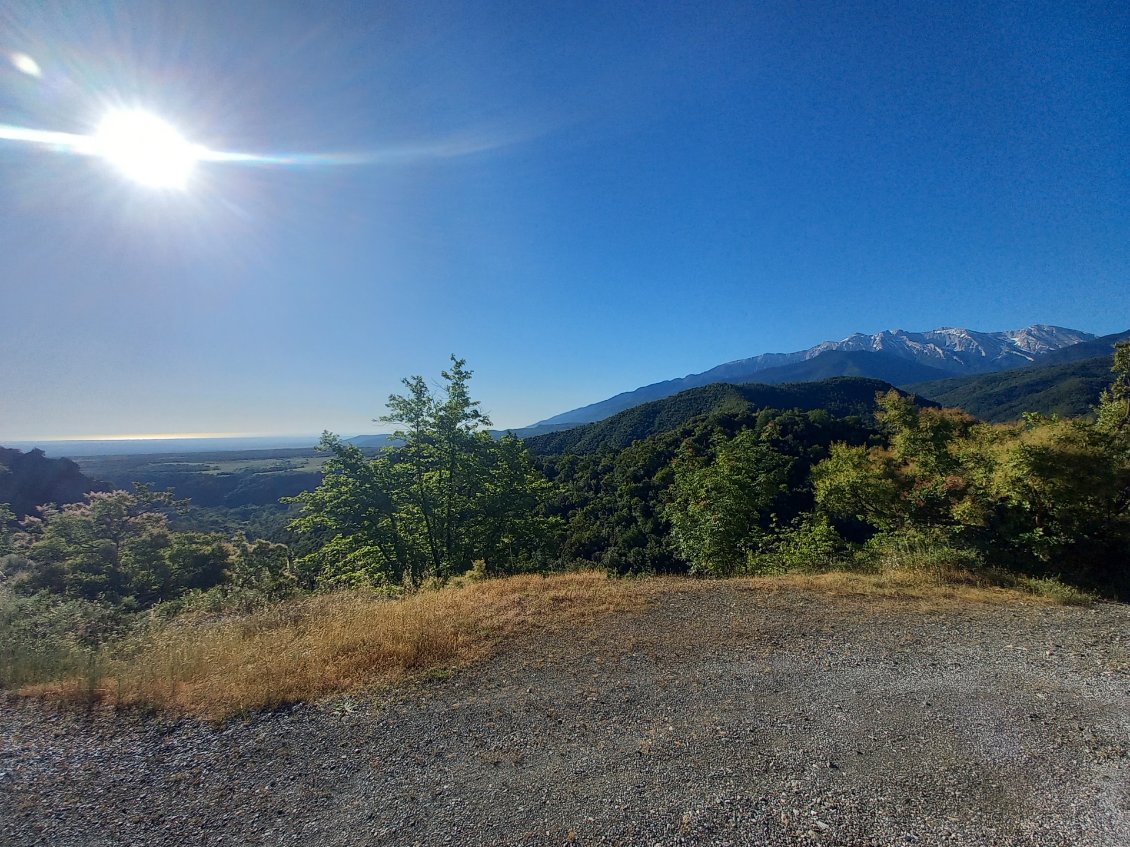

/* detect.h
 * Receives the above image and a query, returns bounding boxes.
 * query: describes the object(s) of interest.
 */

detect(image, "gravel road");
[2,583,1128,846]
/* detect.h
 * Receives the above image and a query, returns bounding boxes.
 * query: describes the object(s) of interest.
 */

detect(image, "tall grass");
[0,588,121,689]
[22,571,654,720]
[854,531,1097,605]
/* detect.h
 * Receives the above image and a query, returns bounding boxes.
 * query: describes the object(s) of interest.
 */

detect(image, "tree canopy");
[287,357,556,588]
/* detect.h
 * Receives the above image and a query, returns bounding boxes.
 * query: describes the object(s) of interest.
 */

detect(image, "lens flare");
[10,52,42,78]
[0,104,528,195]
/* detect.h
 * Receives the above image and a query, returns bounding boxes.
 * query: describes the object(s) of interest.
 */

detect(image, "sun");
[94,110,201,189]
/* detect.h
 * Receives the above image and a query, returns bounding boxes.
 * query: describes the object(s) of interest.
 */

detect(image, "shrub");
[746,517,850,574]
[857,528,984,580]
[0,584,124,688]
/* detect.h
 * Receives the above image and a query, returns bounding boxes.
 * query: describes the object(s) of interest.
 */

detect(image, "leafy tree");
[1097,341,1130,432]
[665,430,793,575]
[380,357,494,579]
[227,536,297,596]
[289,358,556,587]
[287,435,419,588]
[812,442,903,531]
[876,389,975,476]
[476,435,559,575]
[813,382,1130,595]
[5,488,233,606]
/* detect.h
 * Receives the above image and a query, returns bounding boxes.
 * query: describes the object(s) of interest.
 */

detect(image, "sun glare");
[94,109,201,189]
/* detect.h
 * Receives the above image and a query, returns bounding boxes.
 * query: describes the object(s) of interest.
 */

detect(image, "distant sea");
[5,436,327,458]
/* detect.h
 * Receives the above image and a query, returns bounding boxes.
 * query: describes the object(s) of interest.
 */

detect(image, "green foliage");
[0,585,125,687]
[286,435,419,589]
[526,377,923,456]
[0,502,13,555]
[909,355,1118,422]
[1096,341,1130,432]
[380,357,495,581]
[813,386,1130,596]
[1,488,287,608]
[288,358,557,588]
[477,435,561,576]
[856,528,984,577]
[1010,575,1096,606]
[542,406,873,575]
[226,536,297,596]
[812,443,902,531]
[751,516,849,574]
[665,431,793,575]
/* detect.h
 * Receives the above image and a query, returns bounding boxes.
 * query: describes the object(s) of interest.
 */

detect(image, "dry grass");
[735,569,1076,608]
[23,571,657,721]
[20,568,1084,720]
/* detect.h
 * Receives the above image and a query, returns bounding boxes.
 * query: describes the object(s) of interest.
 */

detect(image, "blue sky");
[1,0,1127,439]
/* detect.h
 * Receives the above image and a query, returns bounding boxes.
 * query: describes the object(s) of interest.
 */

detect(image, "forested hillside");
[533,325,1097,428]
[732,349,951,386]
[0,447,97,519]
[1029,329,1130,366]
[524,377,931,456]
[909,355,1115,422]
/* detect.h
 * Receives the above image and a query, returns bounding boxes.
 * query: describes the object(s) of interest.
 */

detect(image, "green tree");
[477,434,559,575]
[380,357,494,579]
[1097,341,1130,432]
[6,489,233,606]
[289,358,555,587]
[813,385,1130,594]
[287,434,420,588]
[985,416,1130,581]
[664,430,792,575]
[227,536,297,596]
[812,442,903,531]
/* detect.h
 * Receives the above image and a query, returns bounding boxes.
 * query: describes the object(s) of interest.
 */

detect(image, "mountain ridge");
[524,376,935,456]
[534,324,1094,428]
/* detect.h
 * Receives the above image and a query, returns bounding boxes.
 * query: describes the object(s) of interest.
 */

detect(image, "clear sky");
[1,0,1127,439]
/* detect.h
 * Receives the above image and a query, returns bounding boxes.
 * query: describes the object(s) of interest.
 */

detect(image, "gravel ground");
[1,584,1128,847]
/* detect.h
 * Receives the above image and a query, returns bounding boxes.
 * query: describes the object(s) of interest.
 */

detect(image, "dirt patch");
[1,582,1127,846]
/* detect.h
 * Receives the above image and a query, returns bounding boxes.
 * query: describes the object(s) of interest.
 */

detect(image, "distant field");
[71,447,352,509]
[6,436,326,458]
[132,454,330,475]
[76,447,328,477]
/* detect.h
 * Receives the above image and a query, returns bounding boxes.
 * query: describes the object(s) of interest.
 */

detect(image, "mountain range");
[907,329,1130,421]
[532,325,1096,428]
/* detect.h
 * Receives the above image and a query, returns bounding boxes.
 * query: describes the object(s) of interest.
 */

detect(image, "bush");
[857,528,984,580]
[0,584,124,688]
[746,517,850,574]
